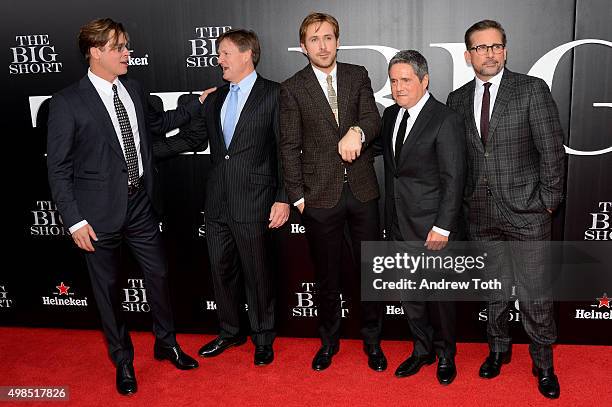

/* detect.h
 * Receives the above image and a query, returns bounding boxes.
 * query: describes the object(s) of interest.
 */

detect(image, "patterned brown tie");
[480,82,492,147]
[326,74,339,124]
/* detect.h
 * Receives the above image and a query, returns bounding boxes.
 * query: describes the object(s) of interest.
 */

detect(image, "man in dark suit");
[379,50,466,385]
[154,29,289,366]
[47,18,200,396]
[279,12,385,372]
[447,20,565,399]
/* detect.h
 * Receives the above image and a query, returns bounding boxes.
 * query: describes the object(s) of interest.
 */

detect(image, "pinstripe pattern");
[447,69,565,369]
[155,75,288,345]
[279,63,381,208]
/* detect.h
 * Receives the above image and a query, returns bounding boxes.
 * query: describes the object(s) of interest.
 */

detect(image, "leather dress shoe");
[395,353,436,378]
[254,345,274,366]
[312,344,339,371]
[116,361,137,396]
[198,336,246,357]
[154,342,199,370]
[364,344,387,372]
[436,357,457,385]
[479,351,511,379]
[532,366,560,399]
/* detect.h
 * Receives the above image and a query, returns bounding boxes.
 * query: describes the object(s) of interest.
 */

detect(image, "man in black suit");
[279,12,385,372]
[154,29,289,366]
[378,50,465,384]
[447,20,565,399]
[47,18,200,396]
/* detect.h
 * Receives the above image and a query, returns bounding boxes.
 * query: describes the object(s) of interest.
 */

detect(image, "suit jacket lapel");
[215,85,229,151]
[336,63,350,129]
[384,104,401,170]
[230,75,266,148]
[78,76,124,161]
[487,69,515,145]
[397,96,436,166]
[301,65,338,130]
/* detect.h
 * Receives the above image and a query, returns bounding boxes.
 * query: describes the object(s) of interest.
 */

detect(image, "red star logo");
[597,293,610,308]
[56,282,70,295]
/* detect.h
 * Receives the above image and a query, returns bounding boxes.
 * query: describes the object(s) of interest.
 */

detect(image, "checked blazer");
[279,62,381,208]
[446,69,565,228]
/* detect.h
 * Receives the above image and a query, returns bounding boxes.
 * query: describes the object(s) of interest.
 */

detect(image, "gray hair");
[388,50,429,81]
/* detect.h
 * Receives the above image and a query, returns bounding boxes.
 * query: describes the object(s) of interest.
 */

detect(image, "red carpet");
[0,327,610,406]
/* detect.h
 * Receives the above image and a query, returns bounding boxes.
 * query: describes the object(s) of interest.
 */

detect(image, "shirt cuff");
[432,226,450,237]
[69,220,88,234]
[293,198,304,207]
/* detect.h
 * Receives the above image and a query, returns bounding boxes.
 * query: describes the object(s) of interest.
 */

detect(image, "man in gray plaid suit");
[447,20,565,399]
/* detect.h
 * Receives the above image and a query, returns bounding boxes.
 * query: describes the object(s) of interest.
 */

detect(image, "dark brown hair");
[78,18,128,60]
[464,19,506,49]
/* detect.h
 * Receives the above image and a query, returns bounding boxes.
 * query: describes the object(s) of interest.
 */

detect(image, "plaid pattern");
[447,69,565,369]
[279,63,381,208]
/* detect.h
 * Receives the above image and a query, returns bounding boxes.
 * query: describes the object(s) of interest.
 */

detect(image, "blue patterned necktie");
[223,84,240,148]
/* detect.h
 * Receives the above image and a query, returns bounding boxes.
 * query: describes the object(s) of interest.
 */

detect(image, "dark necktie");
[480,82,492,147]
[112,84,139,187]
[395,109,409,163]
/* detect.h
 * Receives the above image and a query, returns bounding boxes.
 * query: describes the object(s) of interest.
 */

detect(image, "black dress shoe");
[116,361,137,396]
[198,336,247,357]
[394,353,436,378]
[364,344,387,372]
[312,344,339,371]
[532,366,560,399]
[254,345,274,366]
[436,357,457,385]
[479,351,511,379]
[154,342,199,370]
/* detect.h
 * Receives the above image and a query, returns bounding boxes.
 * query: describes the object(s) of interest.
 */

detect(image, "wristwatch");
[350,126,365,143]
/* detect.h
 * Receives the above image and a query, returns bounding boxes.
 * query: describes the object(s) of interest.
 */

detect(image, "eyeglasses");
[469,43,505,55]
[102,43,130,53]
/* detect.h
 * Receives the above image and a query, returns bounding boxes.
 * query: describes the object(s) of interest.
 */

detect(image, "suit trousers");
[390,218,457,358]
[467,184,556,369]
[85,187,176,366]
[302,183,383,345]
[206,208,275,346]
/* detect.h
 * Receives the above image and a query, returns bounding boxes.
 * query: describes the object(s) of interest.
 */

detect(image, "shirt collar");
[475,68,504,89]
[311,64,337,85]
[402,90,430,119]
[87,68,120,96]
[231,69,258,94]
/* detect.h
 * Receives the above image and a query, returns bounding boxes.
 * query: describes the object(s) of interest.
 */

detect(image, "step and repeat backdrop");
[3,0,611,344]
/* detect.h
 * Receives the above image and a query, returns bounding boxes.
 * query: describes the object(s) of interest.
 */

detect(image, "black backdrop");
[2,0,611,345]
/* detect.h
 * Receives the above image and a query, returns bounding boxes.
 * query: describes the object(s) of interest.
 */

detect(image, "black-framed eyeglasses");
[469,43,505,55]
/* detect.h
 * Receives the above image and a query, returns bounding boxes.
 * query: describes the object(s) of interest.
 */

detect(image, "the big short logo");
[584,202,612,241]
[292,282,349,318]
[30,200,69,237]
[9,34,62,74]
[574,293,611,320]
[478,299,522,323]
[0,284,14,309]
[42,282,88,307]
[186,25,232,68]
[122,279,149,312]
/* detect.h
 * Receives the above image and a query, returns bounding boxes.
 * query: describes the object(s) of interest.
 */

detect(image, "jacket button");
[484,152,489,157]
[225,155,230,160]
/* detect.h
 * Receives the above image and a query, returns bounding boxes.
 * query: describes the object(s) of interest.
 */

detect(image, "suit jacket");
[279,62,381,208]
[154,74,288,222]
[446,69,565,228]
[380,96,466,241]
[47,75,199,232]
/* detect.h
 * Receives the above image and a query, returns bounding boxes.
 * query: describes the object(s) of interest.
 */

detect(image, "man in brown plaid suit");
[279,12,385,372]
[447,20,565,399]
